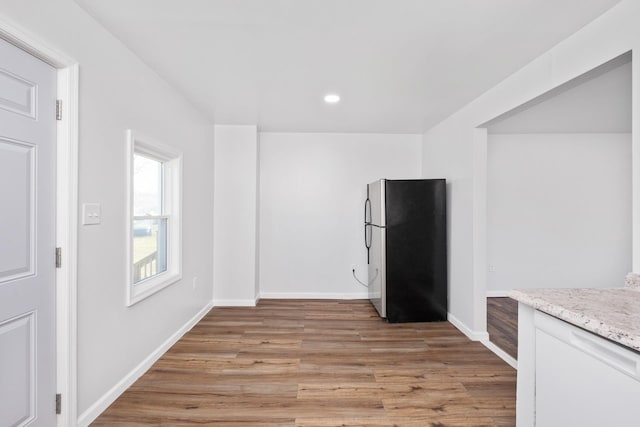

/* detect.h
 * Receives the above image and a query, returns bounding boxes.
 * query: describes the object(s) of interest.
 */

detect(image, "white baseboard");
[486,290,512,298]
[77,301,214,427]
[212,298,258,307]
[447,312,490,342]
[447,312,518,369]
[258,292,368,300]
[482,339,518,369]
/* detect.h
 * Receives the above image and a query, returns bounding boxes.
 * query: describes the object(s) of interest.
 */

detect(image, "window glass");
[132,218,167,283]
[133,154,163,216]
[132,154,167,284]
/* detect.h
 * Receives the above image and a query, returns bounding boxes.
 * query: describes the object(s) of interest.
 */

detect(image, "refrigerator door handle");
[364,198,372,263]
[364,198,371,226]
[364,198,371,249]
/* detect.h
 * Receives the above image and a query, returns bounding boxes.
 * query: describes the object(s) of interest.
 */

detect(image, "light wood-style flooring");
[93,300,516,426]
[486,298,518,360]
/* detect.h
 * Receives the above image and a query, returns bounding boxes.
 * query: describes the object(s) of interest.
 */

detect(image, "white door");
[0,38,57,425]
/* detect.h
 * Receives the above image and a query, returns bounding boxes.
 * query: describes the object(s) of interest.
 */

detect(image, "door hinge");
[55,247,62,269]
[55,393,61,414]
[56,99,62,121]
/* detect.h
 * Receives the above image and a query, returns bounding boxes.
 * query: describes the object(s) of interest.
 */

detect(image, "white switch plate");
[82,203,101,225]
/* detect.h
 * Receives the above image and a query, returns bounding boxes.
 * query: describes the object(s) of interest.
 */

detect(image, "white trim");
[0,17,74,68]
[77,301,213,427]
[447,312,489,342]
[258,292,369,300]
[55,63,79,427]
[0,15,80,427]
[482,339,518,369]
[212,298,259,307]
[486,290,512,298]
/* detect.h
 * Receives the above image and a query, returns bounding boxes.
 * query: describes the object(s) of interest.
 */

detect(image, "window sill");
[126,271,182,306]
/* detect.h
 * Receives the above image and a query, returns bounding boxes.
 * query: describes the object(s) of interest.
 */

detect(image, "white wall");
[0,1,214,424]
[213,125,259,305]
[487,133,632,293]
[422,0,640,337]
[259,132,421,298]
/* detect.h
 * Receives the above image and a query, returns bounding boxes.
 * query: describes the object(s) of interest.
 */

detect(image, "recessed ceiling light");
[324,93,340,104]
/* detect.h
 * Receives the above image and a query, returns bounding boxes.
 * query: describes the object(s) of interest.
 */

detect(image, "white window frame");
[125,129,182,306]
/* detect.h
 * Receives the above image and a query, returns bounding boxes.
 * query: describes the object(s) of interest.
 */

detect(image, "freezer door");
[367,180,386,317]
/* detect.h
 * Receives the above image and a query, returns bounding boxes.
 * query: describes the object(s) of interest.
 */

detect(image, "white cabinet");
[517,306,640,426]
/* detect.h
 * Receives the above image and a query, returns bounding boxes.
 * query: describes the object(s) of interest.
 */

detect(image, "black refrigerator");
[364,179,447,323]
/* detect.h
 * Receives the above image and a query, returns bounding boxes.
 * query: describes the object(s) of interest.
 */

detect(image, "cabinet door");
[535,313,640,426]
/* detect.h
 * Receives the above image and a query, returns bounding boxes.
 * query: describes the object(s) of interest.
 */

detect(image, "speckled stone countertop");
[510,287,640,352]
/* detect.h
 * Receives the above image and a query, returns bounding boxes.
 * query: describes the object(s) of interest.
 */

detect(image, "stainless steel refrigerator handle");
[364,198,372,250]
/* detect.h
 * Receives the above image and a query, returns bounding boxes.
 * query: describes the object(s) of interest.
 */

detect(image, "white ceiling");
[75,0,623,134]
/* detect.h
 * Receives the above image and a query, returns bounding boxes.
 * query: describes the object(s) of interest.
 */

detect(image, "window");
[126,130,182,306]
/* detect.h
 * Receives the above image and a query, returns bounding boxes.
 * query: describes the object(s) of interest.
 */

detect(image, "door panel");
[0,312,36,425]
[0,68,36,118]
[0,138,34,282]
[0,38,57,426]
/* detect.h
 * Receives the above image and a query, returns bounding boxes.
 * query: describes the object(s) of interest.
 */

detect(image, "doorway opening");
[479,52,632,362]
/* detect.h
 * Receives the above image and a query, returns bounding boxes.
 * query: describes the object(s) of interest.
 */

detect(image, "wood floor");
[486,298,518,360]
[93,300,516,426]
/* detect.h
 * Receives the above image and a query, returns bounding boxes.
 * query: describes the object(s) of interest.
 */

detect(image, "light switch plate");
[82,203,101,225]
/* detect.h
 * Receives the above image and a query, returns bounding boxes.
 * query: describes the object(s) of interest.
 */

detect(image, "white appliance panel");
[367,180,386,317]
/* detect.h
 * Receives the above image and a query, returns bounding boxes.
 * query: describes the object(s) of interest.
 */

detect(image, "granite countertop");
[510,287,640,352]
